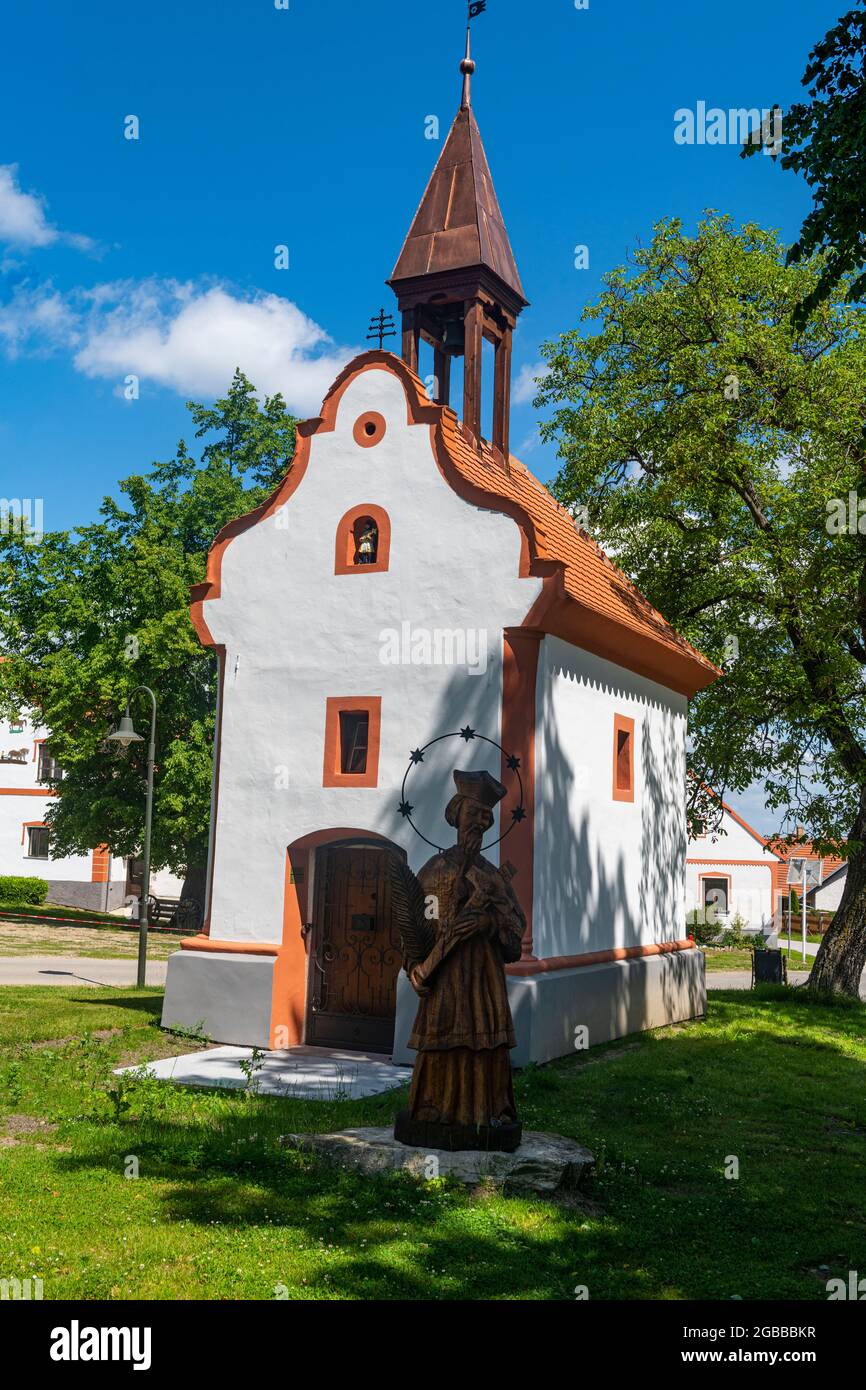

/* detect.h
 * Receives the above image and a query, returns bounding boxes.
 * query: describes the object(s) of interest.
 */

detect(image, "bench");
[143,895,202,933]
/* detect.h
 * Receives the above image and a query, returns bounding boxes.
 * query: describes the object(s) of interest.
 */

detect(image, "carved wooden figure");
[391,769,524,1152]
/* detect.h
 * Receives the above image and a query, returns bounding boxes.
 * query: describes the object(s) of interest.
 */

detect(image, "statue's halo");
[397,728,525,853]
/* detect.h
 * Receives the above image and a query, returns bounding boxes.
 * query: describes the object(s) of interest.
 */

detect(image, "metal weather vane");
[367,308,396,350]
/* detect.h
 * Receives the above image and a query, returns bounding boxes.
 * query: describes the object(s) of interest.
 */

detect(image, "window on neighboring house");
[612,714,635,802]
[27,826,50,859]
[339,710,369,774]
[703,877,729,918]
[37,746,63,784]
[323,697,382,788]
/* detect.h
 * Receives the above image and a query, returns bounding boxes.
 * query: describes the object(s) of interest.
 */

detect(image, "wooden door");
[307,845,403,1053]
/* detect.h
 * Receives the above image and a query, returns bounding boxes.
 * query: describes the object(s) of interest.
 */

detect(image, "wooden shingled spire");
[388,25,527,460]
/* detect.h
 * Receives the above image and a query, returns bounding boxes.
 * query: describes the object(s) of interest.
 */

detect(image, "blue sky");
[0,0,842,830]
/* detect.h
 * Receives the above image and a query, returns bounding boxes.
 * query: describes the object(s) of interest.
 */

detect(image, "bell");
[441,318,465,352]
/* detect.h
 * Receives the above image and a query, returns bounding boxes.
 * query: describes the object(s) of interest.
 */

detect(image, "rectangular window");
[27,826,50,859]
[702,877,729,917]
[323,697,382,788]
[339,710,369,774]
[612,714,635,802]
[37,747,63,784]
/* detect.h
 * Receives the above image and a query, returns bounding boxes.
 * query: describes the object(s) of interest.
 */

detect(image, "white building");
[162,42,720,1062]
[0,710,128,910]
[686,794,784,932]
[810,863,846,914]
[0,709,183,912]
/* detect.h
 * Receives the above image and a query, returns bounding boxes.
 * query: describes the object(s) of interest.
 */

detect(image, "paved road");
[708,969,811,991]
[0,956,168,987]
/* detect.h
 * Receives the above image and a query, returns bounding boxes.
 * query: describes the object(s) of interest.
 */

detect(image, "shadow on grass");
[39,989,866,1300]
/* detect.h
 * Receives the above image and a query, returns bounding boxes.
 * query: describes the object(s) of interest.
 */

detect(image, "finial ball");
[460,57,476,76]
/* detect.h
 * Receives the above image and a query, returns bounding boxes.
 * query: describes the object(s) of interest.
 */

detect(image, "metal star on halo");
[397,800,414,818]
[506,754,521,771]
[409,748,425,764]
[511,805,526,823]
[458,725,476,742]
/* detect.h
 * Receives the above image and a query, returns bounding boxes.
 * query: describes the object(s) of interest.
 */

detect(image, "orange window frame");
[334,504,391,575]
[612,714,635,803]
[322,697,382,788]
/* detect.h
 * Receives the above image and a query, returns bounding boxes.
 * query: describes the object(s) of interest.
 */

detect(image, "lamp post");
[108,687,156,989]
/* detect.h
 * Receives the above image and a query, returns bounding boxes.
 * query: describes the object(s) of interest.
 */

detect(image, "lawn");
[0,920,181,961]
[0,985,864,1300]
[0,901,131,925]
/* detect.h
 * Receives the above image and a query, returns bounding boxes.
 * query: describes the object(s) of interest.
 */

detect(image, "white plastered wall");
[202,366,543,945]
[532,635,688,960]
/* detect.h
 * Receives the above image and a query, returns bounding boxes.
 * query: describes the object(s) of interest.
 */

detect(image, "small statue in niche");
[354,518,378,565]
[390,769,524,1152]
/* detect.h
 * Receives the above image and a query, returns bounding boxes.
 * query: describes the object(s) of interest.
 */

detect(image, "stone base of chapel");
[161,944,706,1063]
[393,946,707,1067]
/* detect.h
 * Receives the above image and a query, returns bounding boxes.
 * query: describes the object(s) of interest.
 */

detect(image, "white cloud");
[515,429,541,457]
[0,276,362,415]
[0,164,95,253]
[73,281,361,413]
[513,360,549,406]
[0,282,80,357]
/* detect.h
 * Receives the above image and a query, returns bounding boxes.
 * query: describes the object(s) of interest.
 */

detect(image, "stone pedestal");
[281,1127,595,1195]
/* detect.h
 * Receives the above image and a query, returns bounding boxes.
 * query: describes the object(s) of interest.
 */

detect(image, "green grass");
[0,901,128,924]
[702,947,812,974]
[1,986,864,1300]
[0,919,180,960]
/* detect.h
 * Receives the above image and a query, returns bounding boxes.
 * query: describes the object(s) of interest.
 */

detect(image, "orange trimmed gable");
[190,351,720,699]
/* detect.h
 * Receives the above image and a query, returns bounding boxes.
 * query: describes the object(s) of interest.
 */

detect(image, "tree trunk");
[809,798,866,996]
[181,863,207,909]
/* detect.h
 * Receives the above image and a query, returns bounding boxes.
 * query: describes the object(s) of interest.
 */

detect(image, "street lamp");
[108,687,156,989]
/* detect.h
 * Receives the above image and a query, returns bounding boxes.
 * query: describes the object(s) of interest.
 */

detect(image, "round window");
[353,412,387,448]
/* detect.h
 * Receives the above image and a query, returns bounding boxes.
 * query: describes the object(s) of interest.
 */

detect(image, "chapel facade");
[162,36,717,1062]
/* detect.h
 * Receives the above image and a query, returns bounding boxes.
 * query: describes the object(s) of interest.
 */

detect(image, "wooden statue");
[391,769,524,1152]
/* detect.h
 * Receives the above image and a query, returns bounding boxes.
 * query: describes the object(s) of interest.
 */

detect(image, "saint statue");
[391,769,525,1152]
[354,519,378,565]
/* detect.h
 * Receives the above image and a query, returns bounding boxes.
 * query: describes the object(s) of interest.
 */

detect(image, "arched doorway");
[305,837,405,1053]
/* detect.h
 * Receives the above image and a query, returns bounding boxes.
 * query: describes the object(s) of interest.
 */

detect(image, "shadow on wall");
[310,645,702,1052]
[382,653,514,867]
[533,661,697,1045]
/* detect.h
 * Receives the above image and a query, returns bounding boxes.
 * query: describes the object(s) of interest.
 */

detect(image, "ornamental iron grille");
[308,844,404,1052]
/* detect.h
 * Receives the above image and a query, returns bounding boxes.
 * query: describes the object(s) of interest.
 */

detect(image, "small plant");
[717,913,754,949]
[685,910,722,946]
[238,1047,266,1094]
[163,1019,211,1046]
[104,1075,133,1122]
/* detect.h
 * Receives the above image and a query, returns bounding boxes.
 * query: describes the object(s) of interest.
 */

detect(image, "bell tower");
[388,27,528,459]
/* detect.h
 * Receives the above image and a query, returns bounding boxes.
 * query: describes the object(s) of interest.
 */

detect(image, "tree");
[535,214,866,995]
[0,370,297,898]
[743,2,866,319]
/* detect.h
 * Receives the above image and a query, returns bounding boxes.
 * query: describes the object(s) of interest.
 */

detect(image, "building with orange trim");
[686,791,786,932]
[162,37,720,1064]
[0,709,128,909]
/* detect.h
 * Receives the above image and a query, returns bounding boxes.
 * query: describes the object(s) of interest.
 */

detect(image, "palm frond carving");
[390,857,434,970]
